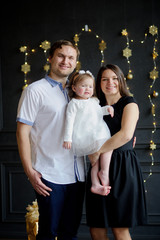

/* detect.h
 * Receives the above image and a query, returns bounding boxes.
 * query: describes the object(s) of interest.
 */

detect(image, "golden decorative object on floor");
[25,200,39,240]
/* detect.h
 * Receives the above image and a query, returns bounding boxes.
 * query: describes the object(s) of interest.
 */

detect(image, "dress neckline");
[110,96,124,106]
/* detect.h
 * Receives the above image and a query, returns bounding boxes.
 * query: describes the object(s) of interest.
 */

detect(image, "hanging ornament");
[152,51,158,59]
[40,40,51,73]
[123,47,132,58]
[99,40,107,51]
[40,40,51,51]
[74,34,79,46]
[150,141,157,150]
[153,91,159,97]
[21,62,31,74]
[121,29,128,36]
[43,64,50,72]
[20,46,27,53]
[149,69,159,80]
[127,70,133,79]
[149,25,158,36]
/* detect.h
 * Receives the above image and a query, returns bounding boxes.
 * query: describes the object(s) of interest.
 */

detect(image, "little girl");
[63,70,113,196]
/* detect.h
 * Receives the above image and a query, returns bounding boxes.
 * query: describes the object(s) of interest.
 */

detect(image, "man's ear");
[48,56,52,63]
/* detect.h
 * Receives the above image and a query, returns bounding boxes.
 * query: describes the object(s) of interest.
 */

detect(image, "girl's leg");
[90,227,109,240]
[90,161,111,196]
[112,228,132,240]
[98,151,112,186]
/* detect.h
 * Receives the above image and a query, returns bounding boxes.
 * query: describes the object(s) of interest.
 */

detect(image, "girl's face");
[72,77,94,99]
[100,69,120,97]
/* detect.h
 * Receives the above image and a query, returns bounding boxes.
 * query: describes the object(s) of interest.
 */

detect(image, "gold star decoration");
[150,69,159,80]
[43,64,50,72]
[149,25,158,36]
[150,142,156,150]
[40,40,51,51]
[121,29,128,36]
[21,63,31,74]
[99,40,107,51]
[123,47,132,58]
[20,46,27,52]
[152,51,158,59]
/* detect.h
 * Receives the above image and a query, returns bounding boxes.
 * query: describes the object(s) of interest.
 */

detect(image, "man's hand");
[28,169,52,197]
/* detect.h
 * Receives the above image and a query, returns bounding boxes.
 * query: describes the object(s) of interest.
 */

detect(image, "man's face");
[49,45,77,79]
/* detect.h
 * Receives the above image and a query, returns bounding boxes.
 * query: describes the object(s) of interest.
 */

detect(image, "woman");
[86,64,147,240]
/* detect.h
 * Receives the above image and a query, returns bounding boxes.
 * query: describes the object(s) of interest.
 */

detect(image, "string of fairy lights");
[121,25,159,187]
[19,25,159,187]
[73,25,107,71]
[20,40,51,89]
[144,25,159,185]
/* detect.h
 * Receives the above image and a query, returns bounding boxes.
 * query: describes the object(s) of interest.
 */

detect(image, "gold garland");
[73,25,107,71]
[40,40,51,73]
[121,25,159,187]
[144,25,159,186]
[121,29,133,80]
[20,46,31,89]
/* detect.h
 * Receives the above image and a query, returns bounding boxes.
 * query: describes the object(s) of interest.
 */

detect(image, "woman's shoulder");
[115,96,137,109]
[120,95,137,104]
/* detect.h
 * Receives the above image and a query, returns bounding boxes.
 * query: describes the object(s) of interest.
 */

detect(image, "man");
[16,40,85,240]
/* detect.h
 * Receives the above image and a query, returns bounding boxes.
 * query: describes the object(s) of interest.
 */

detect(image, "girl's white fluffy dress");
[64,97,111,156]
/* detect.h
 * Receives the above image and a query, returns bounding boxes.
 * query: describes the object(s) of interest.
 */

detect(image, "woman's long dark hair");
[96,64,131,106]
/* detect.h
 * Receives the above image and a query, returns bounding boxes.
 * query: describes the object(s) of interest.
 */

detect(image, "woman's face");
[100,69,120,97]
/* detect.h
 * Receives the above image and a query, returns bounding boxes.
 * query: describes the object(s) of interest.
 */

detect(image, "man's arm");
[16,122,52,196]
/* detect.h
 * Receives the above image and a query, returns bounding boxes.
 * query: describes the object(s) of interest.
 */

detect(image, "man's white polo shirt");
[17,76,85,184]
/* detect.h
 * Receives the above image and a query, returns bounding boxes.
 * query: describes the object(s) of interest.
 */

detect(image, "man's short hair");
[49,40,80,60]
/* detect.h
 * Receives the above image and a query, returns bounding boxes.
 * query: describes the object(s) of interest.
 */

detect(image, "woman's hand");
[88,151,101,166]
[133,136,136,148]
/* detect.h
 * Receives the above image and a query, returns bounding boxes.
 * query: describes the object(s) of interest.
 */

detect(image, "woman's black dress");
[86,96,148,228]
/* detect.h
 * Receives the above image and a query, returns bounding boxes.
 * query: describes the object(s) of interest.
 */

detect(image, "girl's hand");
[63,141,72,149]
[108,106,114,117]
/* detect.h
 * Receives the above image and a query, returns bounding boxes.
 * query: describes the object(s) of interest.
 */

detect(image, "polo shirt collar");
[45,74,60,87]
[45,74,69,89]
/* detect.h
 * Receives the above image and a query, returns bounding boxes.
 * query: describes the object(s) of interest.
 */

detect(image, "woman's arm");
[89,102,139,165]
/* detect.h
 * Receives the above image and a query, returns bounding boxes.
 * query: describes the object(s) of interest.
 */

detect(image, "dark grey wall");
[0,0,160,239]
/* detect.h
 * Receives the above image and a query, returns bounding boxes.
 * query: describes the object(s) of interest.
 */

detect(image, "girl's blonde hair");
[68,71,96,99]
